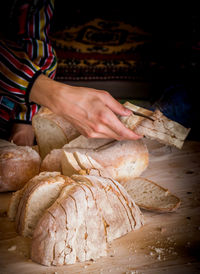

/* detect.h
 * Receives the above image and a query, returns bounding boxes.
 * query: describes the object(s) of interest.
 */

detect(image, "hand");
[9,123,35,146]
[30,74,142,140]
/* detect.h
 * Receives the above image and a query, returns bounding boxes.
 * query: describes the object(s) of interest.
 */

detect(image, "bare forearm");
[29,74,142,140]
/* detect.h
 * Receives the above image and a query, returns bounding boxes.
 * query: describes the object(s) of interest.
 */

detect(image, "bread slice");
[7,171,61,221]
[61,151,82,176]
[120,101,190,149]
[121,177,181,212]
[14,172,73,237]
[73,151,110,177]
[31,174,144,266]
[32,107,80,159]
[40,149,62,172]
[73,151,92,170]
[120,102,154,129]
[0,140,41,192]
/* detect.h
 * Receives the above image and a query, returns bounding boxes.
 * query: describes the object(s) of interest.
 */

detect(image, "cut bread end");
[121,177,181,212]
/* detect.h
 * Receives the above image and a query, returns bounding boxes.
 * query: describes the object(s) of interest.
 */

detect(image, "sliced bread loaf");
[31,174,144,266]
[42,139,149,182]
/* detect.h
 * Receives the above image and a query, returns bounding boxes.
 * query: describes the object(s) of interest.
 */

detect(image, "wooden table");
[0,140,200,274]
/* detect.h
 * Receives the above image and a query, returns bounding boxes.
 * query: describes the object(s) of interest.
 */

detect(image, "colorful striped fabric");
[0,0,57,136]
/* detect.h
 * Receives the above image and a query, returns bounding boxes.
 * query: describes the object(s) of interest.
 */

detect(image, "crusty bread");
[42,139,149,182]
[72,175,144,232]
[61,150,109,178]
[0,139,41,192]
[121,177,181,212]
[40,135,114,172]
[7,171,61,221]
[65,140,149,182]
[14,172,73,237]
[63,135,113,149]
[32,107,80,159]
[40,149,62,172]
[61,151,82,176]
[31,174,144,266]
[120,101,190,149]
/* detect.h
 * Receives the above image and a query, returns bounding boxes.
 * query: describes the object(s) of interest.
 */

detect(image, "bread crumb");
[157,254,161,261]
[160,227,166,233]
[125,271,139,274]
[8,245,16,252]
[154,247,165,254]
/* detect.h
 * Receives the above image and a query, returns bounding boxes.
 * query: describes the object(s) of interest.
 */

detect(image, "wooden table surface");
[0,140,200,274]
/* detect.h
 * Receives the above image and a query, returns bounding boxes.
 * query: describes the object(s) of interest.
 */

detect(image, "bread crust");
[120,102,190,149]
[0,140,41,192]
[30,174,144,266]
[121,177,181,212]
[32,107,80,159]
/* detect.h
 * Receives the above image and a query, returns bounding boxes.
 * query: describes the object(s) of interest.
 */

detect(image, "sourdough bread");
[31,174,144,266]
[121,177,181,212]
[7,171,61,221]
[64,140,149,182]
[42,139,149,182]
[32,107,80,159]
[61,150,109,178]
[0,139,41,192]
[120,101,190,149]
[14,172,73,237]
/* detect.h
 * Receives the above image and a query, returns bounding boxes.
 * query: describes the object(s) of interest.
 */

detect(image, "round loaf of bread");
[0,140,41,192]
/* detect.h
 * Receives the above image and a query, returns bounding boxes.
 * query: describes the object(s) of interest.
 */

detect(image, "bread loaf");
[0,139,41,192]
[41,139,149,182]
[32,107,80,159]
[40,135,115,173]
[62,140,149,183]
[120,101,190,149]
[31,174,144,266]
[121,177,181,212]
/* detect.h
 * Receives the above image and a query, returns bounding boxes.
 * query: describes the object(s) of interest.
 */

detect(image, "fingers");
[65,105,142,141]
[95,107,142,140]
[98,91,132,116]
[9,124,35,146]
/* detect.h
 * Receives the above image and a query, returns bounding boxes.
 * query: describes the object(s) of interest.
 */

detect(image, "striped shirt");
[0,0,57,137]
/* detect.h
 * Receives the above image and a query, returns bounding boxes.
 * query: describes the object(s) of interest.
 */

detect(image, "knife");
[130,110,155,122]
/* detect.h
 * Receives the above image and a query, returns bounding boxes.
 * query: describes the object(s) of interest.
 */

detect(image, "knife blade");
[131,110,155,122]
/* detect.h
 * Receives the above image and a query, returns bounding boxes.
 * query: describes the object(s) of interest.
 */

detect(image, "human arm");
[0,0,56,145]
[29,74,141,140]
